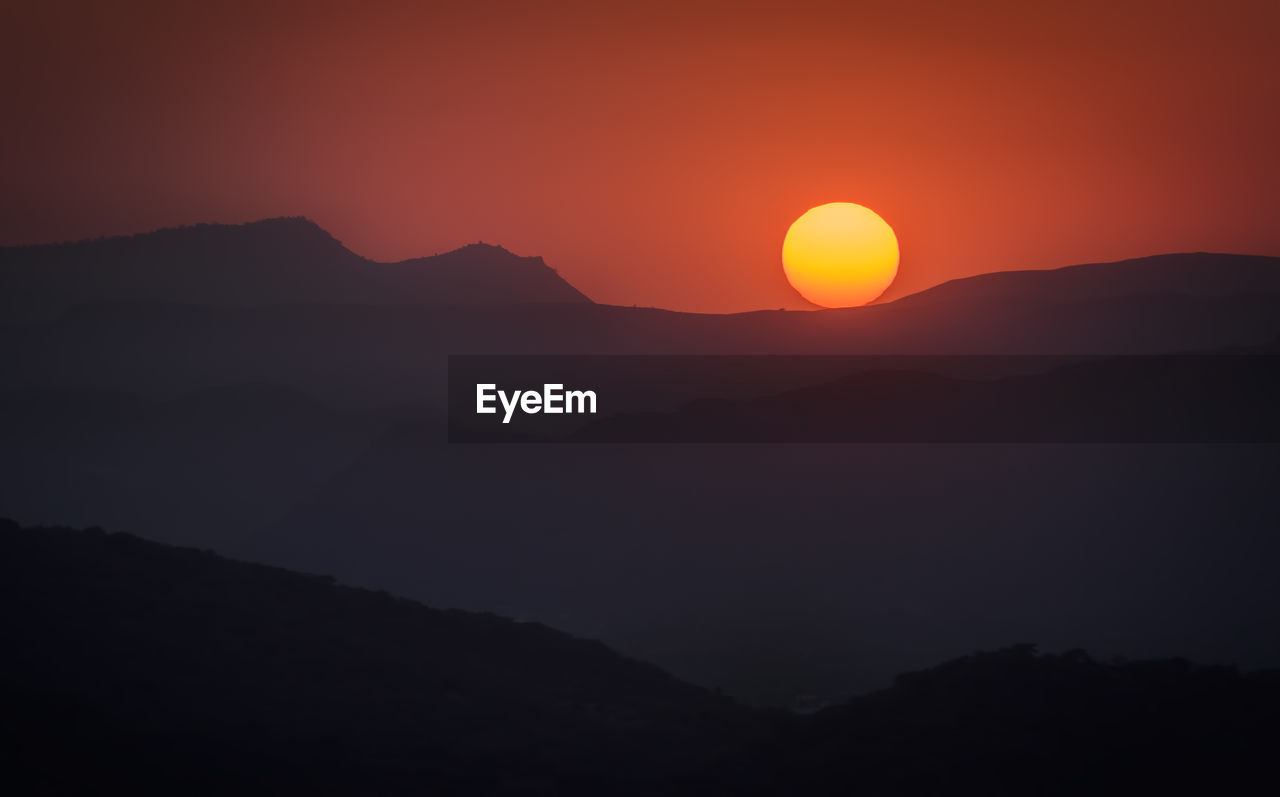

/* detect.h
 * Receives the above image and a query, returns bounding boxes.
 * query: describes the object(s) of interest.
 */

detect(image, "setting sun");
[782,203,900,307]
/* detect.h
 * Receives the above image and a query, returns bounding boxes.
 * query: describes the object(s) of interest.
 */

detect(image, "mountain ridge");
[882,251,1280,310]
[3,218,1277,323]
[5,518,1279,795]
[0,517,755,794]
[0,217,591,321]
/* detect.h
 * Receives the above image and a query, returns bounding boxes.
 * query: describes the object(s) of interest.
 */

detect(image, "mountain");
[4,520,1278,795]
[3,221,1280,708]
[0,218,590,322]
[565,352,1280,443]
[0,519,756,795]
[757,644,1280,795]
[888,252,1280,309]
[3,218,1277,335]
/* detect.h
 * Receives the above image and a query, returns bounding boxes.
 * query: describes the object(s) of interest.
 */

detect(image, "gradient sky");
[3,0,1277,312]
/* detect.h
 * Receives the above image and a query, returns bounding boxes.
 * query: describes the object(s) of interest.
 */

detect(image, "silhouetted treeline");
[0,519,756,795]
[747,644,1280,794]
[3,520,1278,795]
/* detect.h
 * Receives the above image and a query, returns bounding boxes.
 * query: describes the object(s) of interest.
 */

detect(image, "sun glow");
[782,203,899,307]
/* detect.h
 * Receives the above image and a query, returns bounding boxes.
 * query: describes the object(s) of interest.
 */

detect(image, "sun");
[782,203,899,307]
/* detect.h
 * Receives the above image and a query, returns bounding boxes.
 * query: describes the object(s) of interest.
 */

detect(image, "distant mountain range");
[2,217,1278,324]
[890,251,1280,308]
[4,519,1277,795]
[0,220,1277,412]
[0,218,590,322]
[560,351,1280,443]
[2,218,1279,707]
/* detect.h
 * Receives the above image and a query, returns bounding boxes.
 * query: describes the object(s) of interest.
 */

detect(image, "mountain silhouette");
[565,353,1280,443]
[2,219,1277,338]
[0,218,589,322]
[3,220,1280,709]
[0,519,754,795]
[888,252,1280,309]
[4,519,1278,795]
[755,644,1280,795]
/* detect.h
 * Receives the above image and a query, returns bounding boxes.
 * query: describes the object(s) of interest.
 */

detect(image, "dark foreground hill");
[3,520,1279,795]
[0,519,756,795]
[764,645,1280,795]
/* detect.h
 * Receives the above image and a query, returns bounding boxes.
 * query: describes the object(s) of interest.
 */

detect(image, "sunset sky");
[3,0,1277,311]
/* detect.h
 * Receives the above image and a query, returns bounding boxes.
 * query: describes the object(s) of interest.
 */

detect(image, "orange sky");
[2,0,1277,311]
